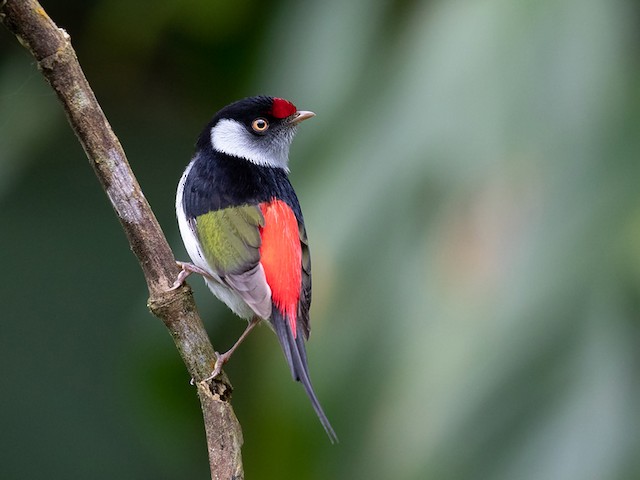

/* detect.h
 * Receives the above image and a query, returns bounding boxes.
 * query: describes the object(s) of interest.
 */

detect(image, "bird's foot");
[190,317,261,384]
[198,351,231,383]
[169,261,214,290]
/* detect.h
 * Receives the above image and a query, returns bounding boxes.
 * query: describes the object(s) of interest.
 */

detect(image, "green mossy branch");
[0,1,243,478]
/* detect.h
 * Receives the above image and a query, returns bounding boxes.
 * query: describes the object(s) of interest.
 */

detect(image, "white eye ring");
[252,118,269,133]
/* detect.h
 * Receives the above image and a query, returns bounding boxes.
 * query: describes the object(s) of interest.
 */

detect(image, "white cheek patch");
[210,119,290,170]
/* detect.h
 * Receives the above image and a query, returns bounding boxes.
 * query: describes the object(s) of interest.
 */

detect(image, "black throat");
[182,145,303,220]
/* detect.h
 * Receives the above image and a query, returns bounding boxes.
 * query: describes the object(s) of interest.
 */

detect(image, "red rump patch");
[271,98,297,119]
[259,200,302,336]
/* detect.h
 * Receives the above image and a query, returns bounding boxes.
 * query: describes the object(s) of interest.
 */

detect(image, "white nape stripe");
[210,119,290,170]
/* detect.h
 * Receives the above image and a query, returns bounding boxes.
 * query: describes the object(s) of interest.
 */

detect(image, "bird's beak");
[290,110,315,125]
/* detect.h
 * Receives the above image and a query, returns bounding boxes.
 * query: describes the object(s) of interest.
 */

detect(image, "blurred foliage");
[2,0,640,479]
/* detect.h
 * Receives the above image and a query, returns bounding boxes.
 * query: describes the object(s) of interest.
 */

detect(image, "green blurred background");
[2,0,640,478]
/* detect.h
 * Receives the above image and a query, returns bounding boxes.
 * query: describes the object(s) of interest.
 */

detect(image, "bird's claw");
[169,267,191,291]
[208,351,228,381]
[191,351,228,385]
[170,261,215,291]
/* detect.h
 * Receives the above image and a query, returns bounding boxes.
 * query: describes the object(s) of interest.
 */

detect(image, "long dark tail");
[272,310,338,443]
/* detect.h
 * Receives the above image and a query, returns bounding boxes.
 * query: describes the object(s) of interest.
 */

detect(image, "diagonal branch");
[0,1,243,478]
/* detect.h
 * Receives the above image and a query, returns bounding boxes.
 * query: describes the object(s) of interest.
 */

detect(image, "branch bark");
[0,1,243,478]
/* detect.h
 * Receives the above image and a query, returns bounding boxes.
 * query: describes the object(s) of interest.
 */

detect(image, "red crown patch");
[271,98,297,119]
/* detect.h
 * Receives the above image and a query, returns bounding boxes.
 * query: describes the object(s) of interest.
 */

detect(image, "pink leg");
[169,261,215,290]
[202,317,262,382]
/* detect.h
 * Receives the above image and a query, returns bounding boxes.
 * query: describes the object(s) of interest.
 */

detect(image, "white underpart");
[210,118,292,171]
[175,157,272,320]
[176,158,210,273]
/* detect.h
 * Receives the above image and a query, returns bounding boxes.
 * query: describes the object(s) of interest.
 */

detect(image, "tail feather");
[273,310,338,443]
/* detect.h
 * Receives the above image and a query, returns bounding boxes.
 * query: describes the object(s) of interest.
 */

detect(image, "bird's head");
[199,96,315,171]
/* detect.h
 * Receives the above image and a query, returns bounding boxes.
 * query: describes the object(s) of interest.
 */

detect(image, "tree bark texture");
[0,1,243,478]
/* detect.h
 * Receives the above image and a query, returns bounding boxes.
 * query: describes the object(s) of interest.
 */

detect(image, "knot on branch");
[147,285,195,318]
[199,377,234,403]
[37,33,73,71]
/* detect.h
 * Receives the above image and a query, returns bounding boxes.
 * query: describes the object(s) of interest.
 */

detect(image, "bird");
[174,95,337,442]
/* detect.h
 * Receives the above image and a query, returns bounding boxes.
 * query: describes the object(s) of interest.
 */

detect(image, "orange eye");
[252,118,269,133]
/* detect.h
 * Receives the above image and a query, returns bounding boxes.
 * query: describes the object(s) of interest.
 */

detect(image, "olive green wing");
[194,205,272,319]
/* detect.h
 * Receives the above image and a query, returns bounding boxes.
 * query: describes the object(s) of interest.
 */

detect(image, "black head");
[196,96,315,170]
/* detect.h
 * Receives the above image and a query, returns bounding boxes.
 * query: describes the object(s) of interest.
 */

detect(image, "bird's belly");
[204,278,256,320]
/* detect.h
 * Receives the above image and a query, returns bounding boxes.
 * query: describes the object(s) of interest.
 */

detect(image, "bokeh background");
[2,0,640,478]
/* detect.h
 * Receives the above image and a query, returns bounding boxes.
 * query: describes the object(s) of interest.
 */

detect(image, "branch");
[0,1,243,478]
